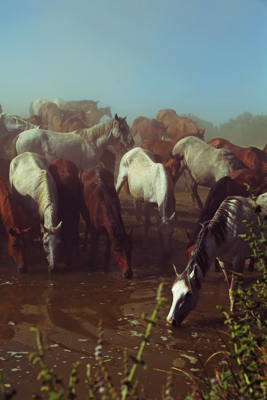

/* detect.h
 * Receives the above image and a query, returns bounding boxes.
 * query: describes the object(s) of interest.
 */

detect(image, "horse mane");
[0,176,21,231]
[75,118,113,141]
[223,149,249,171]
[34,170,57,224]
[249,146,267,164]
[182,197,241,290]
[185,176,243,250]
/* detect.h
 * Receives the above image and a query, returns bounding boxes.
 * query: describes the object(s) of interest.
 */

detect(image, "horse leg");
[247,259,254,271]
[88,226,99,267]
[182,171,189,192]
[134,198,143,223]
[104,234,111,268]
[191,181,203,209]
[143,201,151,249]
[214,258,221,272]
[81,223,90,252]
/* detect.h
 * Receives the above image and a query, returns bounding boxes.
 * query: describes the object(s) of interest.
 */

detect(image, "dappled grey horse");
[167,193,267,327]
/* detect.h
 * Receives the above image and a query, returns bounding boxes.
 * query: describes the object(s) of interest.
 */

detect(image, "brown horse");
[0,176,31,272]
[156,109,205,140]
[142,137,180,159]
[68,100,99,113]
[208,138,267,179]
[0,159,11,181]
[85,106,113,126]
[38,102,66,132]
[131,116,167,143]
[48,159,82,266]
[81,166,133,279]
[61,115,90,133]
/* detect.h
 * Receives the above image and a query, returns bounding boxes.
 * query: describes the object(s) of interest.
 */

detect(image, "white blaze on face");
[167,279,189,321]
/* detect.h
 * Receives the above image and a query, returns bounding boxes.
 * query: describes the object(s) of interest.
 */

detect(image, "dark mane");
[183,197,242,287]
[185,177,246,251]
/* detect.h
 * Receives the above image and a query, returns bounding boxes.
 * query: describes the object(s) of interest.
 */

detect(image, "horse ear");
[184,229,192,241]
[189,265,197,279]
[127,228,133,237]
[169,152,174,159]
[115,113,119,121]
[40,224,48,233]
[169,212,177,222]
[55,221,62,233]
[173,264,182,277]
[22,227,32,234]
[123,115,127,120]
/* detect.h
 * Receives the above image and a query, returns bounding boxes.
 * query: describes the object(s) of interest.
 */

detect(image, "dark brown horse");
[81,167,133,279]
[48,159,81,266]
[156,109,205,140]
[208,138,267,179]
[131,116,167,143]
[0,176,31,272]
[38,102,66,132]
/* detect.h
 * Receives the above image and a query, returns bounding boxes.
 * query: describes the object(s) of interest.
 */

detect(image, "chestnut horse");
[38,102,66,132]
[61,115,90,133]
[208,138,267,179]
[48,159,82,266]
[81,167,133,279]
[0,176,30,272]
[131,116,167,143]
[156,109,205,140]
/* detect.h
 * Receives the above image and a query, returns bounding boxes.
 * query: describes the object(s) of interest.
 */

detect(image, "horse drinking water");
[167,193,267,327]
[9,152,62,272]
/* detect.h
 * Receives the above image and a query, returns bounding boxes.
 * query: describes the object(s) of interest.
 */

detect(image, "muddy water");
[0,182,239,399]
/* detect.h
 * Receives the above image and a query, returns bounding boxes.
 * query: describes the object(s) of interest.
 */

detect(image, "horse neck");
[0,184,21,232]
[43,204,59,229]
[96,108,109,119]
[81,120,114,150]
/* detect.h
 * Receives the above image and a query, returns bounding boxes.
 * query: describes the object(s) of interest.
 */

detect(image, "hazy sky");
[1,0,266,126]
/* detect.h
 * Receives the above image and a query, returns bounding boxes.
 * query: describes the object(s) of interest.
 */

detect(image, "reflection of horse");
[157,109,205,140]
[81,167,133,279]
[9,152,62,272]
[167,193,267,327]
[131,116,167,143]
[16,114,134,172]
[173,136,248,209]
[48,159,81,266]
[116,148,181,256]
[208,138,267,179]
[184,172,264,271]
[0,176,30,272]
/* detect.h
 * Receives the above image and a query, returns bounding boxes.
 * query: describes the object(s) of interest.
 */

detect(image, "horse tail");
[123,180,130,195]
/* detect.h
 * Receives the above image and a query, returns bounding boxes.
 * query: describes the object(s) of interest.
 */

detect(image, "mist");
[1,0,266,128]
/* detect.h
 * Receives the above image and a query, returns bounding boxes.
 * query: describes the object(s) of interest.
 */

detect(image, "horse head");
[166,262,202,327]
[155,212,176,257]
[165,154,184,184]
[8,226,31,273]
[41,222,62,272]
[112,229,133,279]
[112,114,135,149]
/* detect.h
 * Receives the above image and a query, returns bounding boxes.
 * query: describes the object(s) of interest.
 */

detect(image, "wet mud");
[0,179,257,398]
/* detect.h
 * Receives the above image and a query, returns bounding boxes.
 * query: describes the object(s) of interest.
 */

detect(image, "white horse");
[9,152,62,272]
[0,114,37,141]
[116,148,182,256]
[16,114,134,171]
[167,193,267,327]
[172,136,248,209]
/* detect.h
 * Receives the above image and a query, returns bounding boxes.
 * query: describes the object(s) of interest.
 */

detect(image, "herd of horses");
[1,100,267,328]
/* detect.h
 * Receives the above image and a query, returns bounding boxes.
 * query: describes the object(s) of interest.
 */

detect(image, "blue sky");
[1,0,266,126]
